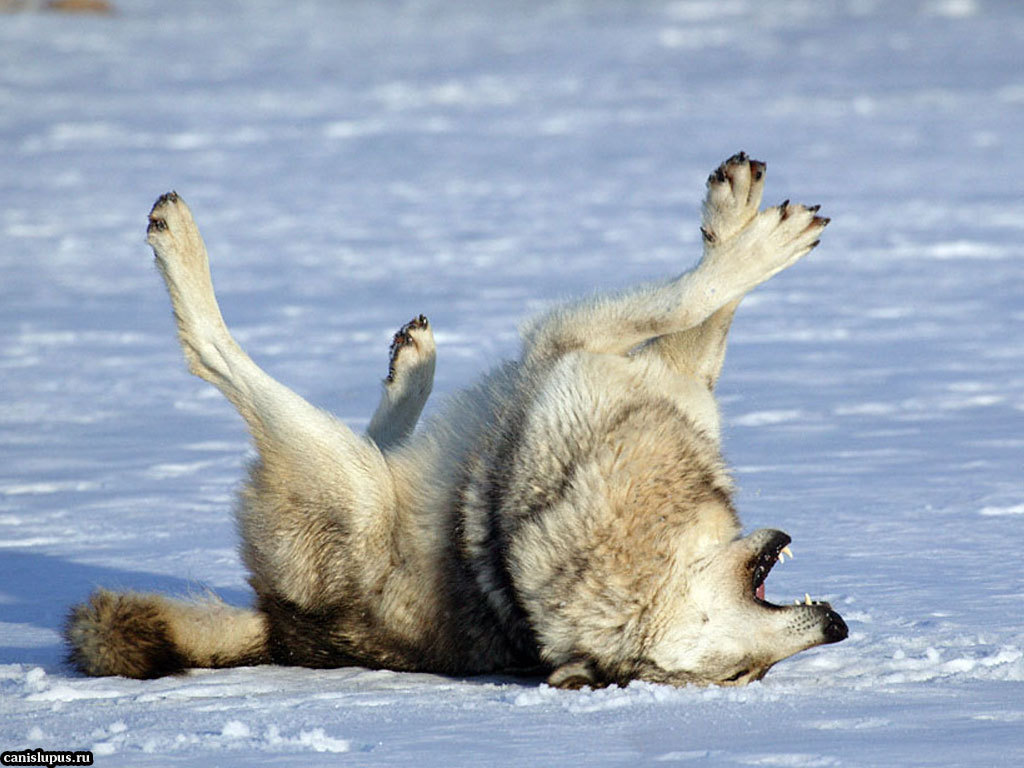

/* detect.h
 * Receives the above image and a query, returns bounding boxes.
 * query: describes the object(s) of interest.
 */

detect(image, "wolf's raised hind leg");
[146,193,394,608]
[522,153,828,366]
[367,314,436,450]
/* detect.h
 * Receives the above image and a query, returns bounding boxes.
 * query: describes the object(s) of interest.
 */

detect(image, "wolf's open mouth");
[751,531,829,608]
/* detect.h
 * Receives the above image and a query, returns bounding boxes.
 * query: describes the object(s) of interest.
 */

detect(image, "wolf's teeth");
[804,593,813,606]
[781,545,793,560]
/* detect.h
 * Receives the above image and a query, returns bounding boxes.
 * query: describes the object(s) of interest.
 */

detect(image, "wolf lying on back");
[66,153,847,688]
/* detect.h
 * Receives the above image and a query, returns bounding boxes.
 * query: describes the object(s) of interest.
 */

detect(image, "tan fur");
[367,315,436,450]
[65,154,846,685]
[65,590,267,678]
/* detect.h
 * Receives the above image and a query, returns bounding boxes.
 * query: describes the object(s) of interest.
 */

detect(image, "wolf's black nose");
[822,610,849,644]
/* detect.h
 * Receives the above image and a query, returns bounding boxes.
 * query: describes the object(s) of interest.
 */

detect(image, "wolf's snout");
[822,609,848,644]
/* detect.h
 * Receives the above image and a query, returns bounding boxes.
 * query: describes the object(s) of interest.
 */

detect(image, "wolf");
[65,153,847,688]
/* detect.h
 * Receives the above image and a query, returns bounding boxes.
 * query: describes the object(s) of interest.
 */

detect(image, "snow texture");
[2,0,1023,765]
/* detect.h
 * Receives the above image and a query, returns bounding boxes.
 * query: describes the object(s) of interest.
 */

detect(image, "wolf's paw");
[386,315,435,385]
[146,192,207,272]
[749,199,829,269]
[708,198,829,293]
[701,152,766,246]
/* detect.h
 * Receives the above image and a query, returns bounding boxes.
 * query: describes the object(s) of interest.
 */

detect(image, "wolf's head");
[537,526,847,690]
[638,528,848,686]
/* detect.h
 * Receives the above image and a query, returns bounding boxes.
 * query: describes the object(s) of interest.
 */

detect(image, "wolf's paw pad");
[386,315,435,383]
[701,152,767,245]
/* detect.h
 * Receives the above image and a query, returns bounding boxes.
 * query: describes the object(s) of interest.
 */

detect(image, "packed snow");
[2,0,1023,765]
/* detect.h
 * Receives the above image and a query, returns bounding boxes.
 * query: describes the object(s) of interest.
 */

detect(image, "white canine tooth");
[781,545,794,560]
[804,593,813,606]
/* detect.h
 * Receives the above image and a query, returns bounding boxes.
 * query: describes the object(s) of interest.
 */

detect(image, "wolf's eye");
[724,669,749,682]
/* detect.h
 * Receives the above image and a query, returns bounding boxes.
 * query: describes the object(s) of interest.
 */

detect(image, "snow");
[1,0,1023,764]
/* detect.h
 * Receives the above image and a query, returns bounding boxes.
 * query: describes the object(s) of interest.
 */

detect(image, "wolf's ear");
[546,658,600,689]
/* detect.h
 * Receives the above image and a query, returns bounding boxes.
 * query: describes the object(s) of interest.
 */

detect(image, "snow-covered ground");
[2,0,1023,764]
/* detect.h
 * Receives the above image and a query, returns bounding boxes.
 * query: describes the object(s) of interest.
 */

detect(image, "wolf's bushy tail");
[64,589,270,678]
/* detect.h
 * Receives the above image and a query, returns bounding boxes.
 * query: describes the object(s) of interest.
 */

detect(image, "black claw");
[808,204,821,213]
[151,191,178,210]
[779,200,790,219]
[386,351,401,381]
[700,226,716,244]
[146,218,167,233]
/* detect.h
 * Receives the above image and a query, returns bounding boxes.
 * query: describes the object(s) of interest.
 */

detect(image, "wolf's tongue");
[756,582,766,601]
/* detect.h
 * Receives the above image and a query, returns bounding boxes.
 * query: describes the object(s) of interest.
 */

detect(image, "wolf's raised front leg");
[367,315,436,450]
[639,154,764,387]
[645,152,824,389]
[146,193,394,608]
[522,153,828,367]
[695,152,828,310]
